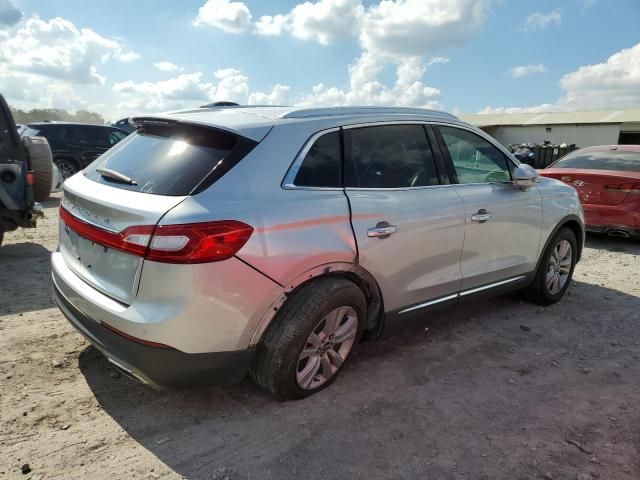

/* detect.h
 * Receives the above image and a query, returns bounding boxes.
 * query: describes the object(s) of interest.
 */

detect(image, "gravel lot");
[1,196,639,480]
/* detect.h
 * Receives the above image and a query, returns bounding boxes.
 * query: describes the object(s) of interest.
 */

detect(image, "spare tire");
[23,136,53,202]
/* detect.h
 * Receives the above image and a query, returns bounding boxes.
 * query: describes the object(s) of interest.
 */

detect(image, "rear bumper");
[54,281,254,388]
[583,202,640,235]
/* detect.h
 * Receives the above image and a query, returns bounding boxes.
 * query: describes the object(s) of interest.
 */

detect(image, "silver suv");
[52,106,585,399]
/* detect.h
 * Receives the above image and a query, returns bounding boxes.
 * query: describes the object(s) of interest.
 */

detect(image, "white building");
[459,109,640,147]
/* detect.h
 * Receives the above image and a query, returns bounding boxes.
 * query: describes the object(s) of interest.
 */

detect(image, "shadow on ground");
[585,232,640,254]
[80,281,640,480]
[0,242,54,315]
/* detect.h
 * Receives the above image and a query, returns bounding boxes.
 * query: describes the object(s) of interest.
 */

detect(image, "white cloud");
[359,0,488,57]
[112,68,253,114]
[154,61,183,72]
[253,0,487,57]
[557,42,640,110]
[509,64,547,78]
[287,0,363,45]
[254,14,288,36]
[254,0,363,44]
[481,43,640,113]
[193,0,252,33]
[522,9,562,31]
[0,16,138,85]
[427,56,450,66]
[300,53,441,108]
[0,0,21,27]
[248,84,292,105]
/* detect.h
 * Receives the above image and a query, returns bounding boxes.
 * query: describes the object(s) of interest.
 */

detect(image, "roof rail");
[279,106,456,120]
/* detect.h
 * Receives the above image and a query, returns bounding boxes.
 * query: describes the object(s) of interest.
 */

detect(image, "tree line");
[11,107,105,125]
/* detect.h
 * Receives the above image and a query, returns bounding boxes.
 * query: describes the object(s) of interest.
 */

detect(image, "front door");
[434,125,543,291]
[344,124,466,314]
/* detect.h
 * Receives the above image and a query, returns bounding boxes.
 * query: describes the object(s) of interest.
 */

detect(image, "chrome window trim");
[282,119,521,191]
[281,127,341,190]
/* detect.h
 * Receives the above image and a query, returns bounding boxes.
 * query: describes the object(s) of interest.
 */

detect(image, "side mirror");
[514,163,538,190]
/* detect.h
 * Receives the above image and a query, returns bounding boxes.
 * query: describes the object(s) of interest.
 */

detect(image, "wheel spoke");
[323,307,347,335]
[296,305,359,390]
[559,240,570,259]
[546,269,556,287]
[307,332,322,347]
[333,315,357,344]
[320,354,333,380]
[298,355,321,389]
[553,273,561,292]
[327,349,344,369]
[299,345,317,360]
[559,265,571,274]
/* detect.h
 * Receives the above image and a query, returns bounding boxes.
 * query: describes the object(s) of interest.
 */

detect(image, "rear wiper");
[96,167,137,185]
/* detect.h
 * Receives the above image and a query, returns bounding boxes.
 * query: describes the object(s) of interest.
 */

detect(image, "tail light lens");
[60,206,253,263]
[604,183,640,194]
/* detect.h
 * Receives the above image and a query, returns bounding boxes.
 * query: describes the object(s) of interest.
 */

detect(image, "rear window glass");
[293,131,341,187]
[550,150,640,172]
[84,122,241,196]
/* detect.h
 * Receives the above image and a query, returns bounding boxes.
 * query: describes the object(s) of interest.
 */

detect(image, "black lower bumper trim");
[53,283,254,389]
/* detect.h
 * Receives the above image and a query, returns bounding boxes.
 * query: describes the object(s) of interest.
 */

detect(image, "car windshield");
[550,150,640,172]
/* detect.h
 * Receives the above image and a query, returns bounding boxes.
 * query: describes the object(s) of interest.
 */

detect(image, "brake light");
[25,171,34,186]
[59,206,253,263]
[604,183,640,194]
[144,221,253,263]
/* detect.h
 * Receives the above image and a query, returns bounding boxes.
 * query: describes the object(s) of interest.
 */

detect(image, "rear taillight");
[604,183,640,194]
[143,221,253,263]
[60,206,253,263]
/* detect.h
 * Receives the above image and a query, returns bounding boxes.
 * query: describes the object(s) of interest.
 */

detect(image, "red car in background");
[539,145,640,239]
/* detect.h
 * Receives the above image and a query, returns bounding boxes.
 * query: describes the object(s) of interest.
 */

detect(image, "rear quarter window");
[551,150,640,172]
[292,130,341,188]
[83,122,255,196]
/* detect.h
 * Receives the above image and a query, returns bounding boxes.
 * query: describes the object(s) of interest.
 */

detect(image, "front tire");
[524,227,577,305]
[251,277,366,400]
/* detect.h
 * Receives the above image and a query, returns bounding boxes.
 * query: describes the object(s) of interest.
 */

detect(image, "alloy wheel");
[296,306,358,390]
[546,239,572,295]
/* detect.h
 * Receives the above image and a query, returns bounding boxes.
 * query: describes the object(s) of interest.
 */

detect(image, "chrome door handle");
[367,225,398,238]
[471,209,492,223]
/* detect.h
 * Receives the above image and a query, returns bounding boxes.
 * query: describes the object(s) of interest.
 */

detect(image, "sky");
[0,0,639,121]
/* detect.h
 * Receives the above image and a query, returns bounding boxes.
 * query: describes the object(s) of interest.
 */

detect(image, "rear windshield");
[84,122,248,196]
[550,150,640,172]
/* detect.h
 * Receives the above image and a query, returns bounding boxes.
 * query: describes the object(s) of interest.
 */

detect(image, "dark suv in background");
[22,122,129,178]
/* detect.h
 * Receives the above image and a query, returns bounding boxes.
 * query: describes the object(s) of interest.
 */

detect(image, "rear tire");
[524,227,577,305]
[251,277,366,400]
[23,136,53,202]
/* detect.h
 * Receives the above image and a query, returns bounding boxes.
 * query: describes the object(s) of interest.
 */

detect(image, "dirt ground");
[1,195,639,480]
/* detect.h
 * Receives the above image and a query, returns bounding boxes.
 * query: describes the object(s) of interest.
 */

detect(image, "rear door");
[433,124,542,291]
[344,124,465,314]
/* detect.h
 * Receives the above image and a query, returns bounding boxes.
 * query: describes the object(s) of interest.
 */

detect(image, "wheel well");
[559,219,584,261]
[289,271,384,338]
[251,266,386,348]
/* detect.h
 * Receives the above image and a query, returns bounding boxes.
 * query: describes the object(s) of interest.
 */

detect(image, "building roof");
[459,109,640,128]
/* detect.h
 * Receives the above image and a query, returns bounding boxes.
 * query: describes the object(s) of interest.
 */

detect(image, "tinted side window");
[42,126,71,143]
[346,125,438,188]
[109,129,127,145]
[293,130,341,187]
[438,126,511,184]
